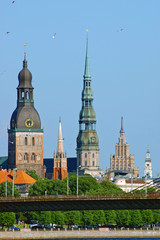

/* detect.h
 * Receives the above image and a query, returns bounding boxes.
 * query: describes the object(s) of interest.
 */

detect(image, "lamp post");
[77,165,81,195]
[131,169,133,194]
[12,168,17,197]
[67,172,69,195]
[5,173,7,198]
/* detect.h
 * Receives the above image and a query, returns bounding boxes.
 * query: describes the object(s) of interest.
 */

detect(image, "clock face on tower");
[25,118,34,128]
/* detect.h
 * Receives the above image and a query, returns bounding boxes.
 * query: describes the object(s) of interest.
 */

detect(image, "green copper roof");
[8,128,43,133]
[83,39,91,79]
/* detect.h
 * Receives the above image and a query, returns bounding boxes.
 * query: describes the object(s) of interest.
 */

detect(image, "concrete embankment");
[0,228,160,239]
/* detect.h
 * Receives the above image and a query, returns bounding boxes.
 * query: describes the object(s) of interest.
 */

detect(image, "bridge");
[0,194,159,212]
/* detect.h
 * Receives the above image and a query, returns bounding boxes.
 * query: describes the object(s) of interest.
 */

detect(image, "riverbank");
[0,228,160,239]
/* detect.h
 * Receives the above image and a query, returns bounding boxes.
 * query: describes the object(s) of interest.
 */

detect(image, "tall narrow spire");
[57,118,64,154]
[83,38,91,79]
[120,116,125,135]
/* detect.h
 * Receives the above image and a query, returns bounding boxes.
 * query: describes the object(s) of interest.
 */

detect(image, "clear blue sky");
[0,0,160,177]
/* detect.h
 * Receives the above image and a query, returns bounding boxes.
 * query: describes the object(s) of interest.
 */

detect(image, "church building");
[8,53,44,178]
[53,119,67,180]
[76,39,102,178]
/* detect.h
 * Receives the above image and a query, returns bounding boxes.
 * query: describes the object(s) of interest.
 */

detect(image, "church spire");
[57,118,64,154]
[83,38,91,80]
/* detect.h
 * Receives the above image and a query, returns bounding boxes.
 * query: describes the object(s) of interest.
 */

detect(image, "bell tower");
[144,146,152,178]
[8,53,44,178]
[76,39,100,177]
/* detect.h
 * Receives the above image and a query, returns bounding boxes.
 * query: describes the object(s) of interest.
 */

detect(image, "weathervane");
[24,43,27,59]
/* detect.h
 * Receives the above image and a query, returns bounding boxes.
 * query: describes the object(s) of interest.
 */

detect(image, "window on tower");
[22,91,24,99]
[26,91,29,99]
[85,160,87,166]
[92,153,94,158]
[31,153,35,161]
[85,153,87,158]
[24,153,28,162]
[32,137,35,146]
[25,137,28,145]
[92,161,95,166]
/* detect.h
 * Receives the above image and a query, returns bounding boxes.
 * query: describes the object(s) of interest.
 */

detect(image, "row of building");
[1,40,153,189]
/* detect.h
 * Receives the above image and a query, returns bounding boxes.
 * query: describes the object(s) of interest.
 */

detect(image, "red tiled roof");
[0,170,36,185]
[126,180,145,184]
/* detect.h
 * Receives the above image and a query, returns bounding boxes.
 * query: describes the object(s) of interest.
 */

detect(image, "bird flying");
[12,0,15,3]
[52,33,56,39]
[6,32,10,34]
[117,28,123,32]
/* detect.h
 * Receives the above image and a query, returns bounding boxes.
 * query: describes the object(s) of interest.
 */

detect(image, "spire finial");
[120,116,125,134]
[86,29,89,40]
[24,43,27,60]
[147,145,150,153]
[84,30,91,79]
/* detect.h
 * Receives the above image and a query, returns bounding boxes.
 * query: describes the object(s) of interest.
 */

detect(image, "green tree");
[0,181,20,197]
[104,210,116,224]
[99,180,124,194]
[152,210,160,224]
[64,211,81,225]
[130,210,142,226]
[116,210,131,226]
[81,211,93,225]
[141,210,154,225]
[51,211,64,225]
[92,210,106,225]
[38,211,51,225]
[29,178,67,196]
[26,170,39,180]
[0,212,16,229]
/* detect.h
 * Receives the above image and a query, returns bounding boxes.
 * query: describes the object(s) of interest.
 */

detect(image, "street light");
[12,168,17,197]
[77,165,81,195]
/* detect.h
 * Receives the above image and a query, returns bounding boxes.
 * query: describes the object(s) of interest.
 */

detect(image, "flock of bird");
[4,1,123,41]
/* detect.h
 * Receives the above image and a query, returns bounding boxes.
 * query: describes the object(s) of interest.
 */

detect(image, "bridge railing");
[0,193,159,202]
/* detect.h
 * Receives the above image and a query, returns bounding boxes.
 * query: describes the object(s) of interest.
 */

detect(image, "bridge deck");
[0,194,159,212]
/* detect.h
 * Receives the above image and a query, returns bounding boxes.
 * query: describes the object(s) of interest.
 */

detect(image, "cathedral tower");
[8,54,44,178]
[53,119,67,180]
[144,146,152,178]
[76,39,100,177]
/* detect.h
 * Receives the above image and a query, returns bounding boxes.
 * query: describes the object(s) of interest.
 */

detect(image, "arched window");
[31,153,35,161]
[85,160,87,166]
[26,91,29,99]
[92,161,95,166]
[57,171,60,180]
[92,153,94,158]
[24,153,28,162]
[18,154,22,161]
[85,153,87,158]
[32,137,35,146]
[25,137,27,145]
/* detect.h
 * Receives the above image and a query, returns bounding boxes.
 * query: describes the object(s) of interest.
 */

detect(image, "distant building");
[144,146,152,179]
[53,119,67,180]
[8,54,44,178]
[76,39,103,178]
[113,177,152,193]
[106,117,139,179]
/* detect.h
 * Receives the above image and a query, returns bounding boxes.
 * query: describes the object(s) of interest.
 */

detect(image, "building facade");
[53,119,67,180]
[109,117,139,178]
[144,146,152,178]
[76,40,102,177]
[8,54,44,178]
